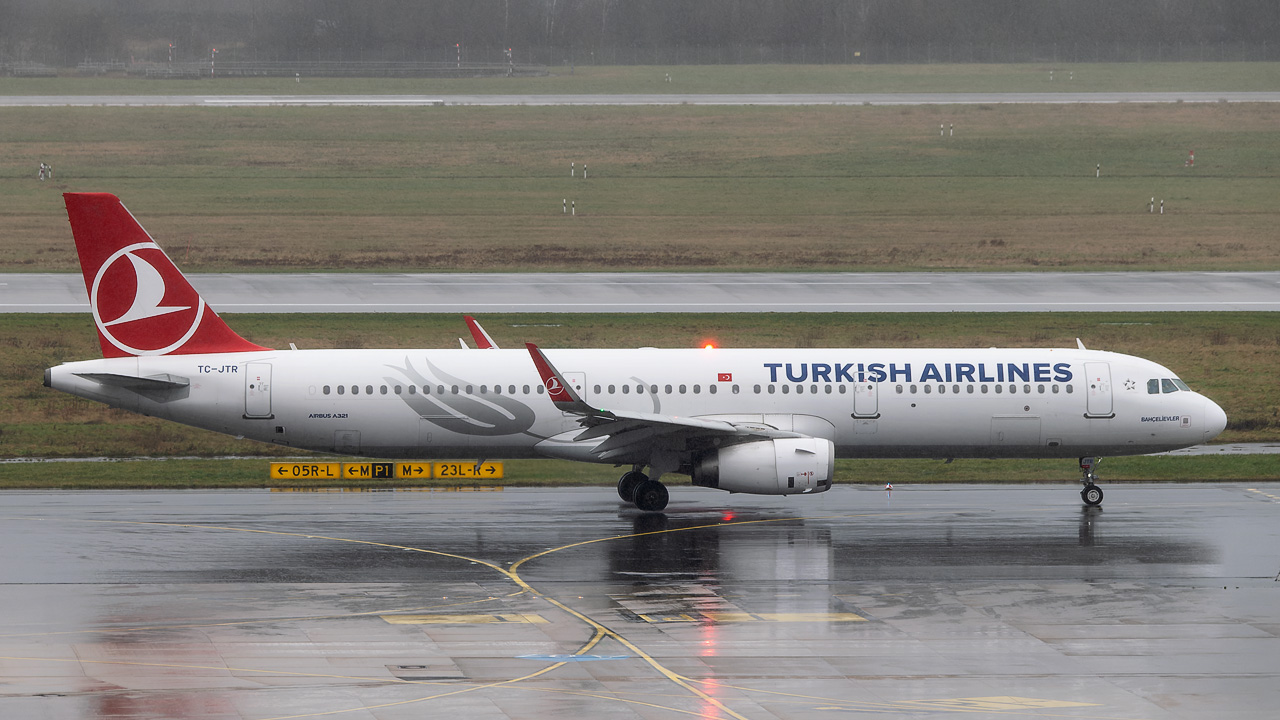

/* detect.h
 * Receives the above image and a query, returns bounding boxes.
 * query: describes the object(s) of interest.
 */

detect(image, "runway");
[3,91,1280,107]
[1,484,1277,719]
[5,270,1278,313]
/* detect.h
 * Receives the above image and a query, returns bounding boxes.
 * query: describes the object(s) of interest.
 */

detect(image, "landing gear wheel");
[1081,484,1104,507]
[617,470,648,502]
[632,480,669,512]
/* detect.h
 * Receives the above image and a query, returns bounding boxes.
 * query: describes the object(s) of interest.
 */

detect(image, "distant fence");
[134,61,547,79]
[2,62,57,77]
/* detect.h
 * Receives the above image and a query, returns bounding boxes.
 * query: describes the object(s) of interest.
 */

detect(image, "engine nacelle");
[692,438,835,495]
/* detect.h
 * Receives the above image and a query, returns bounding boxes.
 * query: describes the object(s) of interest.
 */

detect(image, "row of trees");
[3,0,1278,66]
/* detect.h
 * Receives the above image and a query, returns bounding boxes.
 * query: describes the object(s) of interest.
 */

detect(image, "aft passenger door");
[244,362,273,419]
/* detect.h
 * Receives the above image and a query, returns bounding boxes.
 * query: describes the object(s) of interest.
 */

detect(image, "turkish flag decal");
[717,373,733,382]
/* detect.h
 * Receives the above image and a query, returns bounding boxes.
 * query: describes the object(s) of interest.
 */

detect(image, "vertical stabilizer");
[63,192,268,357]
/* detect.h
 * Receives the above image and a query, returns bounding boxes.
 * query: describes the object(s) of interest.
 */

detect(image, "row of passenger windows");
[896,383,1073,395]
[323,384,547,396]
[1149,378,1190,394]
[321,382,1074,397]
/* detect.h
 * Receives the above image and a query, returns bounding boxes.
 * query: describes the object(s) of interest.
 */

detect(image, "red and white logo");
[545,376,564,395]
[91,242,205,356]
[717,373,733,382]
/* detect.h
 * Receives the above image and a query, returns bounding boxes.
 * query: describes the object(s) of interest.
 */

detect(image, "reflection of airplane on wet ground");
[45,193,1227,511]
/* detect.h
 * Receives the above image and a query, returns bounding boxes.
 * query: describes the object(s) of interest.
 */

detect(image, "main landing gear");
[1079,456,1104,507]
[617,466,669,512]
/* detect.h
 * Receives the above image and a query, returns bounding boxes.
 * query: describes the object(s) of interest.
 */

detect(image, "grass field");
[4,62,1280,95]
[3,100,1279,272]
[5,312,1277,467]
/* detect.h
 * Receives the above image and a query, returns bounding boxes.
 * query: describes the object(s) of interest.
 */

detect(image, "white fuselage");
[47,346,1225,463]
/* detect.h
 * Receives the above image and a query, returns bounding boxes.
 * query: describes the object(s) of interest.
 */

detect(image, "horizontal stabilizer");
[74,372,190,392]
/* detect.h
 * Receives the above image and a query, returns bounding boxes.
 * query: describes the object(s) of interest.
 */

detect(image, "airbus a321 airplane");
[45,193,1228,511]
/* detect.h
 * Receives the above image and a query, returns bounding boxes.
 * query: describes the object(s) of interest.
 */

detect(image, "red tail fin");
[64,193,268,357]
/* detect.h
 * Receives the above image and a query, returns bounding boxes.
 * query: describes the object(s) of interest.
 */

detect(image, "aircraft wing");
[525,343,799,463]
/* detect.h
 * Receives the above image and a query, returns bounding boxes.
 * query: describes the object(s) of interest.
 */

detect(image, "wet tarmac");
[1,484,1277,719]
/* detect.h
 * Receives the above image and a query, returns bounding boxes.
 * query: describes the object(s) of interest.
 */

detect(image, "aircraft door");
[852,382,879,418]
[559,372,586,431]
[335,430,360,454]
[1084,362,1114,418]
[245,363,272,418]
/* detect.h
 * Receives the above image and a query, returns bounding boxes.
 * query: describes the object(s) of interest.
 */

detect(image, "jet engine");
[692,438,835,495]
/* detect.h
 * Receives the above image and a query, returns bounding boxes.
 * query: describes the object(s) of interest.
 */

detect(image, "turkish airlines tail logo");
[64,193,268,357]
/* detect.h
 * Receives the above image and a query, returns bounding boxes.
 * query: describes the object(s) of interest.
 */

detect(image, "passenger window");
[665,384,672,394]
[365,385,373,395]
[323,385,331,395]
[351,385,359,395]
[479,385,487,394]
[896,384,903,394]
[693,385,701,394]
[937,385,945,394]
[650,385,658,394]
[966,384,974,394]
[1148,379,1161,394]
[824,385,832,394]
[608,384,616,394]
[782,385,790,394]
[1009,384,1017,394]
[593,385,600,394]
[809,384,817,394]
[408,385,416,395]
[768,385,775,394]
[709,385,717,394]
[953,384,960,394]
[733,384,740,394]
[1066,385,1074,394]
[1052,385,1059,394]
[622,385,630,394]
[451,385,459,394]
[337,385,345,395]
[995,385,1003,394]
[795,385,803,394]
[838,385,846,394]
[465,385,473,394]
[1024,384,1031,394]
[754,384,762,393]
[380,385,388,395]
[522,385,530,394]
[1162,378,1178,393]
[1037,384,1045,394]
[508,385,516,394]
[679,384,686,394]
[537,385,544,394]
[924,385,932,394]
[394,385,402,395]
[910,385,917,394]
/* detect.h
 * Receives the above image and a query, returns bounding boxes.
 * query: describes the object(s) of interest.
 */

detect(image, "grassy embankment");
[3,312,1276,488]
[2,102,1279,272]
[3,62,1280,95]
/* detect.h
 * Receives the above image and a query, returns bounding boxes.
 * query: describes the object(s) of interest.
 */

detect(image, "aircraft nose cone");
[1204,398,1228,441]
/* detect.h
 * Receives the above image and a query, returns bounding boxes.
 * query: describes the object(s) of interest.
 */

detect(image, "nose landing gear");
[1079,457,1104,506]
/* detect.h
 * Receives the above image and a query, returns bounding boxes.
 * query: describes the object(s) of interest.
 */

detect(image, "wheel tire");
[633,480,669,512]
[1081,484,1104,506]
[617,471,647,502]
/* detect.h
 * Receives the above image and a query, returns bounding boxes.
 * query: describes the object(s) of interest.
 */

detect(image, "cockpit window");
[1150,378,1191,394]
